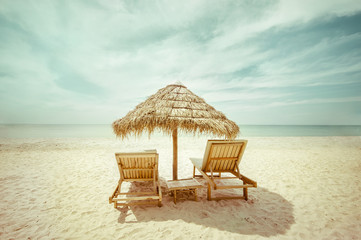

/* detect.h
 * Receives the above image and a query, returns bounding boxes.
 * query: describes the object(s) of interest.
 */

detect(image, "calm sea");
[0,124,360,138]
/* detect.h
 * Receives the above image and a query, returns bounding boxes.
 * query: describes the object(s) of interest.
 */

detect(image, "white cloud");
[269,96,361,107]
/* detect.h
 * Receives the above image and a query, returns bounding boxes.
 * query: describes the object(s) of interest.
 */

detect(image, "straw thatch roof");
[112,83,239,139]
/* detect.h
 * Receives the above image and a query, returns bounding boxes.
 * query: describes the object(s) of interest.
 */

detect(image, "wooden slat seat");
[109,151,162,208]
[190,140,257,201]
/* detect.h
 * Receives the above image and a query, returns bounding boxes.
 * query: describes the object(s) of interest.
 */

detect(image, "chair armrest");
[193,165,216,188]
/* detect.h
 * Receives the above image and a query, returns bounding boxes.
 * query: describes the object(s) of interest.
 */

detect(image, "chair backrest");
[201,140,248,172]
[115,151,159,180]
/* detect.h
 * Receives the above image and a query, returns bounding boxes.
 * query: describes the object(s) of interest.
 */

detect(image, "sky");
[1,0,361,125]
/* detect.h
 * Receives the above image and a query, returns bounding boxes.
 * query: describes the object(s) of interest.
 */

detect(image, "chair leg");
[243,188,248,201]
[207,184,211,201]
[193,166,196,178]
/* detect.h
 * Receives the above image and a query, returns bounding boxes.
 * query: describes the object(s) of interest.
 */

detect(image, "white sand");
[0,136,360,239]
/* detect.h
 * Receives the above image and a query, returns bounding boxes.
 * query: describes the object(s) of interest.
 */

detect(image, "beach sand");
[0,136,360,239]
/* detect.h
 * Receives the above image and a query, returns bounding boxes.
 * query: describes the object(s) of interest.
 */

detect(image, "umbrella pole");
[172,128,178,180]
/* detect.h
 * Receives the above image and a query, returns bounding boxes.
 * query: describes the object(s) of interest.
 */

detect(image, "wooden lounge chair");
[190,140,257,201]
[109,150,162,207]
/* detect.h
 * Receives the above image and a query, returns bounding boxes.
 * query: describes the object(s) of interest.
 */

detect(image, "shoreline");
[1,136,360,239]
[1,124,360,139]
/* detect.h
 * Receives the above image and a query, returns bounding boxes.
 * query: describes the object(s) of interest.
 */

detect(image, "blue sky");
[0,0,361,125]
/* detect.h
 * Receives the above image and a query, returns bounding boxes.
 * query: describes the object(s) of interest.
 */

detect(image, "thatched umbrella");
[112,83,239,180]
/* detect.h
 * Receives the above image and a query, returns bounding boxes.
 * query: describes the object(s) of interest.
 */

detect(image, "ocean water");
[0,124,360,138]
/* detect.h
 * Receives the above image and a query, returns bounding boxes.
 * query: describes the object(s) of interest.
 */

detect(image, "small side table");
[166,178,203,204]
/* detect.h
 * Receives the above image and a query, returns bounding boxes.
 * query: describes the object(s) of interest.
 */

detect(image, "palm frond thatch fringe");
[112,83,239,139]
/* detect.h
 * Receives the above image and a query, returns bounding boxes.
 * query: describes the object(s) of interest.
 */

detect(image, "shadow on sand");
[115,178,295,237]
